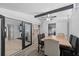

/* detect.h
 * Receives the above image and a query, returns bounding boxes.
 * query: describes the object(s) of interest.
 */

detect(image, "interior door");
[0,15,5,56]
[22,22,32,49]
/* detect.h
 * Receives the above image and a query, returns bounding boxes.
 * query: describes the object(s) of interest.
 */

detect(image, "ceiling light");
[46,18,50,21]
[46,14,50,21]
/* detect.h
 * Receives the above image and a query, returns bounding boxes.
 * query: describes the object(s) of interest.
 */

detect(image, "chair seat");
[62,47,76,56]
[40,41,44,45]
[63,48,75,52]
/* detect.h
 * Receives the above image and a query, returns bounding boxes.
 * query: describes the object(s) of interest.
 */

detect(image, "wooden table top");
[41,35,72,48]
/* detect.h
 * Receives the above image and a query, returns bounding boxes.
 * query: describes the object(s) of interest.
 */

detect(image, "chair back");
[71,35,77,49]
[38,34,41,44]
[69,34,73,44]
[42,33,45,38]
[44,39,60,56]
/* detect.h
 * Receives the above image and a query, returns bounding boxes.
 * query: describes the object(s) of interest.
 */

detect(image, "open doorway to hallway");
[5,17,22,56]
[0,15,32,56]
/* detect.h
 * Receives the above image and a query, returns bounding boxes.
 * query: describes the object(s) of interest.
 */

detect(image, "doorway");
[5,17,22,56]
[48,23,56,35]
[0,15,32,56]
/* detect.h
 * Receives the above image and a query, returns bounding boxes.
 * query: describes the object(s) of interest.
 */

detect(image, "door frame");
[22,21,32,49]
[0,15,5,56]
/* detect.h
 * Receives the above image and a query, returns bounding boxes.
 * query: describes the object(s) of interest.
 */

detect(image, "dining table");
[41,35,72,48]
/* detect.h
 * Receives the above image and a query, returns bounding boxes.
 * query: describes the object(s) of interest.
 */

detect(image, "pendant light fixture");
[46,14,50,21]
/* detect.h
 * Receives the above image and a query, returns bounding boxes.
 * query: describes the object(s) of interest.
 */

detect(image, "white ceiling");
[0,3,72,16]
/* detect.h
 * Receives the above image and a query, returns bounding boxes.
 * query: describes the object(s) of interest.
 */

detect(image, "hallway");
[5,39,22,56]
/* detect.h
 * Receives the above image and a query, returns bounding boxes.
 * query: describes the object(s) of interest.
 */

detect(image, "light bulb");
[46,18,50,21]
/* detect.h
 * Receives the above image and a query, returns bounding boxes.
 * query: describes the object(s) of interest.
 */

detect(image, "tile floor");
[10,44,45,56]
[5,39,22,56]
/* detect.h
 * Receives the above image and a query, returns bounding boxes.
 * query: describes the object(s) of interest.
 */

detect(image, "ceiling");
[0,3,72,16]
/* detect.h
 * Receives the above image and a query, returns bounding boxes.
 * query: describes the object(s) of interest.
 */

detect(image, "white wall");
[40,17,68,37]
[70,4,79,37]
[40,20,48,36]
[56,18,68,36]
[5,17,22,40]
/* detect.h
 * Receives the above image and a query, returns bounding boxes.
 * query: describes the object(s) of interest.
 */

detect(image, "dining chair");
[44,39,60,56]
[62,35,78,56]
[38,34,44,52]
